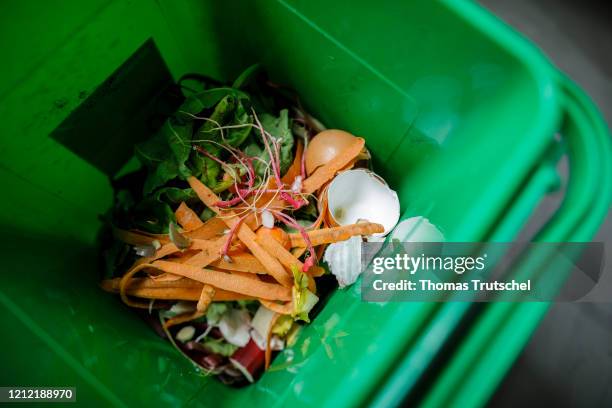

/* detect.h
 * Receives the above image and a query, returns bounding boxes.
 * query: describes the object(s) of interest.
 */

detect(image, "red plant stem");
[271,210,315,272]
[233,157,256,202]
[194,144,254,191]
[221,214,248,258]
[193,145,227,167]
[245,158,255,189]
[279,192,306,209]
[195,143,260,207]
[215,193,253,208]
[238,188,293,195]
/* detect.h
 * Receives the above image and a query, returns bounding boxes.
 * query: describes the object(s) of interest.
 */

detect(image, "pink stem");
[221,214,248,259]
[280,192,306,209]
[245,158,255,189]
[215,192,253,208]
[271,210,315,272]
[193,146,228,167]
[239,188,293,195]
[195,144,254,194]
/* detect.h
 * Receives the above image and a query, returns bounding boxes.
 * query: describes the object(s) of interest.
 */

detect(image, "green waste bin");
[0,0,610,407]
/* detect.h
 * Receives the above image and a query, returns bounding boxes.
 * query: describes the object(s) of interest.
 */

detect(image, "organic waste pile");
[101,66,405,385]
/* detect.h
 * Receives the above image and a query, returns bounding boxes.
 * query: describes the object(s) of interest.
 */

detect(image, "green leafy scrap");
[206,302,229,325]
[200,338,238,357]
[250,109,294,177]
[114,67,298,243]
[291,265,319,323]
[130,196,176,234]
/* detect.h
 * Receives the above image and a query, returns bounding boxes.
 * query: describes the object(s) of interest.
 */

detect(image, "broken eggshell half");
[326,169,400,236]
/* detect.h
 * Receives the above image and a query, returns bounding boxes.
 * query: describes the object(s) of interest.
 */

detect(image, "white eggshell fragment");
[323,235,362,288]
[327,169,400,236]
[390,217,445,242]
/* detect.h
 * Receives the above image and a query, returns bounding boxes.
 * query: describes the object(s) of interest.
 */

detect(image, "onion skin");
[305,129,359,176]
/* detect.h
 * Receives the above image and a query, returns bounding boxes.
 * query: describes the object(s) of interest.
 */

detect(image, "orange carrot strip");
[151,260,291,301]
[309,265,326,278]
[291,247,307,258]
[182,239,225,309]
[213,290,255,301]
[307,274,317,293]
[132,243,180,266]
[113,286,203,301]
[259,299,293,315]
[103,276,200,290]
[187,176,293,287]
[102,277,252,301]
[281,140,304,184]
[118,263,159,308]
[189,238,227,262]
[302,137,365,194]
[196,285,216,312]
[176,202,205,231]
[112,226,169,246]
[311,187,328,231]
[185,214,260,241]
[265,313,281,370]
[289,222,383,247]
[164,310,206,328]
[210,253,266,273]
[229,270,259,280]
[166,250,200,264]
[185,217,227,240]
[132,236,225,267]
[175,236,226,268]
[255,235,304,272]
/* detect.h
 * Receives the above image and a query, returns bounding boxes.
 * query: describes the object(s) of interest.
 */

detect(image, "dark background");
[478,1,612,407]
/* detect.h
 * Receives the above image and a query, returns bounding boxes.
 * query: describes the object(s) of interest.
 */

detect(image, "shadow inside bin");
[49,39,184,177]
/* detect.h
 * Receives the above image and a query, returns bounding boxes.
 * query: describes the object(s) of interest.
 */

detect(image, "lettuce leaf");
[272,315,293,336]
[130,196,176,234]
[248,109,294,178]
[260,109,294,175]
[154,187,197,205]
[291,265,319,323]
[206,302,229,326]
[137,88,250,195]
[201,338,238,357]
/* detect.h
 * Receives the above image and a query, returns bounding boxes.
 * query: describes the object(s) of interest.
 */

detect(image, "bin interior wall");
[0,0,558,406]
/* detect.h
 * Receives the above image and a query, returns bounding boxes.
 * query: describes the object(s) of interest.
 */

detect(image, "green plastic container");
[0,0,610,407]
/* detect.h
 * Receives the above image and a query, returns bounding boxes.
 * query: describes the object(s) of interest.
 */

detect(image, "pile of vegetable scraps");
[101,66,401,385]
